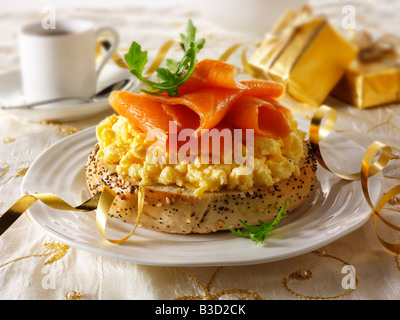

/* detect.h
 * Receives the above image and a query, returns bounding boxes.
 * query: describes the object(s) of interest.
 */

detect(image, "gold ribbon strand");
[218,41,262,78]
[0,186,144,244]
[310,105,400,254]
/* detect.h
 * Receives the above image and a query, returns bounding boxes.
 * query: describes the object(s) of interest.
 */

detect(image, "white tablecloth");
[1,0,400,300]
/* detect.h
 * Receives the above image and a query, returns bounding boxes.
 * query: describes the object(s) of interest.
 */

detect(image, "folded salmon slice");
[110,87,244,139]
[177,59,246,95]
[148,87,244,135]
[109,59,291,144]
[240,80,285,99]
[177,59,285,98]
[223,95,291,139]
[109,91,173,141]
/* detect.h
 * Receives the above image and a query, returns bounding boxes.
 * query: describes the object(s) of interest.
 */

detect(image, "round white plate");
[21,120,383,266]
[0,64,136,122]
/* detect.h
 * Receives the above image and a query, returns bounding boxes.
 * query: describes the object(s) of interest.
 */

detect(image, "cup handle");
[94,26,120,79]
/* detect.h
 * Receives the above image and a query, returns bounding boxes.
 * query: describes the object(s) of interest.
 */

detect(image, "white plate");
[21,120,383,266]
[0,64,136,122]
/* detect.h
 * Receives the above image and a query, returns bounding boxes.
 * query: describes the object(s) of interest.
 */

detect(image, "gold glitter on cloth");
[57,125,82,135]
[16,167,29,177]
[3,136,15,144]
[388,197,400,205]
[174,267,262,300]
[58,126,82,135]
[41,121,82,135]
[0,242,70,269]
[43,242,70,265]
[283,250,358,300]
[65,290,83,300]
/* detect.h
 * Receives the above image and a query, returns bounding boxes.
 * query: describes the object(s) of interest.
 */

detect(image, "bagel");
[85,141,317,234]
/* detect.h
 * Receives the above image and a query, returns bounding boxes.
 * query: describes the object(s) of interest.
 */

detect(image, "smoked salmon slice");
[177,59,285,99]
[222,95,291,139]
[240,80,285,99]
[109,59,291,144]
[109,91,171,141]
[147,87,244,135]
[177,59,246,95]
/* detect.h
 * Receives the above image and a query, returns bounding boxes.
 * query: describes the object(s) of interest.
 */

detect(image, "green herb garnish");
[228,199,291,244]
[124,19,205,97]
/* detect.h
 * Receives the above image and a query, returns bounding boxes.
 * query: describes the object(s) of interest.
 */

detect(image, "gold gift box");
[331,57,400,109]
[249,7,358,107]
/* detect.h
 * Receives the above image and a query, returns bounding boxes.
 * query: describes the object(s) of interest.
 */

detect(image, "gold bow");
[352,30,400,63]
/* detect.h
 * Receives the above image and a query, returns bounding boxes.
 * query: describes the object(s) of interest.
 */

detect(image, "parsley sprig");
[228,199,291,244]
[124,19,205,97]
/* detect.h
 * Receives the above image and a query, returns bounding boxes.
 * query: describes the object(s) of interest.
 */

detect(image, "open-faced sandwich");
[85,21,317,237]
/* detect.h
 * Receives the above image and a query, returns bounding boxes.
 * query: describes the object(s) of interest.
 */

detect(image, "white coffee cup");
[18,19,119,103]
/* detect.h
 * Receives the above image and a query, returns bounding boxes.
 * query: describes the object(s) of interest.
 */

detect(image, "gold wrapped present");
[331,59,400,108]
[249,6,358,107]
[331,31,400,108]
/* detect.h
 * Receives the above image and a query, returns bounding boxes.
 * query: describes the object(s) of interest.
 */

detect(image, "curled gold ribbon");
[0,191,102,236]
[219,43,245,61]
[96,186,144,244]
[143,39,177,78]
[363,151,400,253]
[310,105,400,253]
[309,105,391,181]
[219,41,262,78]
[0,186,144,244]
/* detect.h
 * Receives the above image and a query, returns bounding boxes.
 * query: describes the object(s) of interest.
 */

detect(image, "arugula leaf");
[165,58,180,73]
[228,199,292,244]
[124,19,205,97]
[180,19,205,52]
[124,41,147,81]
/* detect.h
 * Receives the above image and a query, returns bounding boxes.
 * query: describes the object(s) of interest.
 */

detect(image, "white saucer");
[0,63,137,122]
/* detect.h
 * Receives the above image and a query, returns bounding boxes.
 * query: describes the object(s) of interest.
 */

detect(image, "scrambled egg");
[96,114,306,196]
